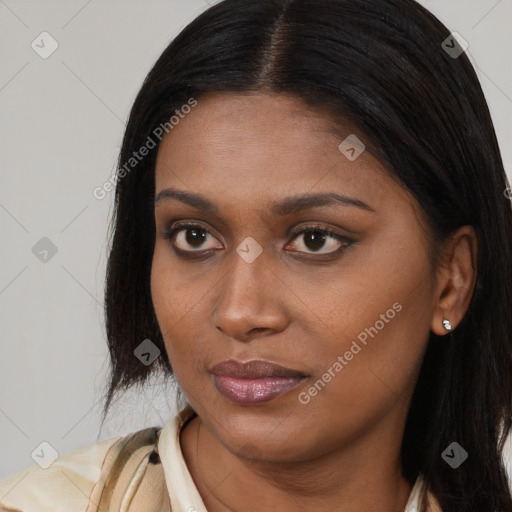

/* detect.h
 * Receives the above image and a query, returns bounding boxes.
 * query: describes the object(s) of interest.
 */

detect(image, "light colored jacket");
[0,405,441,511]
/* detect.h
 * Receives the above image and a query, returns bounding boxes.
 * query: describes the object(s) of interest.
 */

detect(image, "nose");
[211,245,288,342]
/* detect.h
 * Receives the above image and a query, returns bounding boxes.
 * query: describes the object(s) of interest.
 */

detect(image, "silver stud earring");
[442,318,452,331]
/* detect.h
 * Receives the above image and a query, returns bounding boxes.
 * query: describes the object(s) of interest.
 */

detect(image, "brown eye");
[162,224,222,252]
[287,227,352,255]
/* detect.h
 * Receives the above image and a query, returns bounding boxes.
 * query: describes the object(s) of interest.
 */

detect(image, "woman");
[1,0,511,510]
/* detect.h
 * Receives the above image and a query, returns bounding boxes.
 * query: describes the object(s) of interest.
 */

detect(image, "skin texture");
[151,92,478,512]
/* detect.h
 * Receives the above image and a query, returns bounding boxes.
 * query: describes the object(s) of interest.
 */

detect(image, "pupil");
[186,228,206,247]
[305,230,326,251]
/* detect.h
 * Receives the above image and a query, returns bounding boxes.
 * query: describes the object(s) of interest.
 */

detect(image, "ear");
[430,225,478,336]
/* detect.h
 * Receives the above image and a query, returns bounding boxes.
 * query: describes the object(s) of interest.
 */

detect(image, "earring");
[442,318,452,331]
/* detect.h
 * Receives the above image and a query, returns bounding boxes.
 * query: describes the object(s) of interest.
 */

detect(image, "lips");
[210,359,307,379]
[210,359,307,405]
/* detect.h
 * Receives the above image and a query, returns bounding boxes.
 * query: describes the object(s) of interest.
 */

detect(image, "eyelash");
[161,222,353,260]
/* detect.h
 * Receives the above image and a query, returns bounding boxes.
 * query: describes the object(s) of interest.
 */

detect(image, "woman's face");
[151,92,438,462]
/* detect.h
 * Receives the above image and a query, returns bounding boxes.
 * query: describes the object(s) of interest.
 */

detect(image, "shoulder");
[0,427,160,512]
[0,435,123,511]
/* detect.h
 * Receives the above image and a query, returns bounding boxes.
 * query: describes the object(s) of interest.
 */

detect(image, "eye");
[286,226,352,256]
[162,223,222,254]
[161,223,353,258]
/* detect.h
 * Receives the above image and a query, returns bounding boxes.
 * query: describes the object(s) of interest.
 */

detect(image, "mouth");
[209,359,308,406]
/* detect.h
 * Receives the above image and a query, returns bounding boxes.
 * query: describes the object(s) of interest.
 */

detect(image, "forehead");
[154,92,405,212]
[156,92,356,158]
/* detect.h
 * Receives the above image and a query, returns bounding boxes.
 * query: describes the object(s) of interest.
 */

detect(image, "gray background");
[1,0,511,479]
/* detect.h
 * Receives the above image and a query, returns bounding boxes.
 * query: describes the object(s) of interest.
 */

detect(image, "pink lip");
[210,359,307,405]
[212,375,305,405]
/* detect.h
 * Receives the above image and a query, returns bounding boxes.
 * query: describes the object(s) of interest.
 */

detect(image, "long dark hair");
[102,0,512,509]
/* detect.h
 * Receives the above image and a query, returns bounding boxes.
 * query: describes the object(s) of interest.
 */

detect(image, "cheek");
[297,243,434,426]
[290,300,431,459]
[150,246,187,367]
[150,241,204,326]
[151,246,174,329]
[150,244,215,380]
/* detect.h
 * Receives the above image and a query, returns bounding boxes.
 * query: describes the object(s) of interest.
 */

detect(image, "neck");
[180,410,414,512]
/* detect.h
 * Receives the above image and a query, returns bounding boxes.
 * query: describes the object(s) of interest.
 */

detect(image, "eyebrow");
[154,188,375,215]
